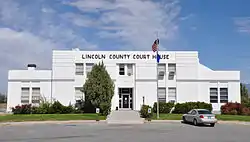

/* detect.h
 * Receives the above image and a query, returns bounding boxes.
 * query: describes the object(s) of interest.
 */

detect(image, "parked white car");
[182,109,217,127]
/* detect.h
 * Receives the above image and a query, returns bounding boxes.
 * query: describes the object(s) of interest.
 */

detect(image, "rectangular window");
[119,64,125,75]
[158,64,166,80]
[168,87,176,103]
[168,63,176,72]
[210,88,218,103]
[168,63,176,80]
[220,88,228,103]
[86,63,94,76]
[75,87,84,101]
[21,87,30,104]
[75,63,84,75]
[127,64,133,76]
[32,87,40,104]
[158,88,166,103]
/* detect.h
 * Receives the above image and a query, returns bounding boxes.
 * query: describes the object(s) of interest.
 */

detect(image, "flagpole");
[156,32,159,119]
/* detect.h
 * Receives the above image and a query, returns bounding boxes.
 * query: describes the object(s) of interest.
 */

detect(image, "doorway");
[122,94,129,108]
[118,88,133,110]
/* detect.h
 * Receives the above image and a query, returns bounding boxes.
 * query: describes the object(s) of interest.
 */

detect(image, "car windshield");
[198,110,212,114]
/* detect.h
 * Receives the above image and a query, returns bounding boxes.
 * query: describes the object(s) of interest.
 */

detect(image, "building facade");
[7,49,241,112]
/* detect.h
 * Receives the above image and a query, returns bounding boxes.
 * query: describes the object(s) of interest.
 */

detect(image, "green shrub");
[100,102,110,116]
[12,100,79,114]
[48,101,65,114]
[172,102,212,114]
[153,102,174,113]
[34,101,51,114]
[62,105,75,114]
[140,105,153,118]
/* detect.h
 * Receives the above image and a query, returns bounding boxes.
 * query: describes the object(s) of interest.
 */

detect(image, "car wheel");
[210,123,215,127]
[193,119,198,126]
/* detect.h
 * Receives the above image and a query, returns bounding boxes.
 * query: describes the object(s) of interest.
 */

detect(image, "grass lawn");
[216,115,250,122]
[152,113,250,122]
[0,114,106,122]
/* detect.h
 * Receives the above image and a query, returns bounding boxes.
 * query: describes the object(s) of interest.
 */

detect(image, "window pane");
[75,87,84,100]
[127,64,133,75]
[158,88,166,102]
[32,88,40,103]
[21,88,30,103]
[168,64,176,72]
[210,88,218,103]
[119,64,125,75]
[220,88,228,103]
[158,64,166,72]
[168,88,176,102]
[75,63,84,75]
[86,63,94,76]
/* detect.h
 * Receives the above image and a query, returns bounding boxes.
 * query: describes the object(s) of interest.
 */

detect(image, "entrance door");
[122,95,129,108]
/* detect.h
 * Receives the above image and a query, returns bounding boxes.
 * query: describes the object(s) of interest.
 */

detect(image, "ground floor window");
[21,87,30,104]
[75,87,84,101]
[158,88,166,103]
[210,88,218,103]
[220,88,228,103]
[168,87,176,103]
[32,87,40,104]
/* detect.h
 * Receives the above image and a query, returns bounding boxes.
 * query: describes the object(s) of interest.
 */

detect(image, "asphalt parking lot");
[0,122,249,142]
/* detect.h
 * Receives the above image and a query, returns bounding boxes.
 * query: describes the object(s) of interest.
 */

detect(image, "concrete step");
[106,110,144,124]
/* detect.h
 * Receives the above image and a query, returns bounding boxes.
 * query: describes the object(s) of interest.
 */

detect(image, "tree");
[83,61,114,116]
[0,93,7,103]
[241,83,250,106]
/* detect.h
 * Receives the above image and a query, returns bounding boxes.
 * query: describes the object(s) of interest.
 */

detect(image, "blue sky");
[0,0,250,92]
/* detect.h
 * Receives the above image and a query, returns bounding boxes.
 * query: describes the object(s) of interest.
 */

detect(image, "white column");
[29,81,32,104]
[217,82,220,108]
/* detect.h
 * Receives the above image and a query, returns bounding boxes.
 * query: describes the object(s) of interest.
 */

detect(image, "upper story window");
[119,64,125,75]
[75,63,84,75]
[168,63,176,72]
[127,64,133,76]
[220,88,228,103]
[168,63,176,80]
[86,63,94,76]
[210,88,218,103]
[158,64,166,80]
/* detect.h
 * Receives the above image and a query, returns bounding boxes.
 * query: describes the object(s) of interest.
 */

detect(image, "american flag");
[152,39,159,52]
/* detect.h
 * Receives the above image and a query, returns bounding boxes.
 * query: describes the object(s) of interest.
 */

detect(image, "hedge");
[153,102,174,113]
[221,102,250,115]
[171,102,212,114]
[11,101,77,115]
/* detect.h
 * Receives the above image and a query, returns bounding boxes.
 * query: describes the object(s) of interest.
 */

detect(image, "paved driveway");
[0,122,249,142]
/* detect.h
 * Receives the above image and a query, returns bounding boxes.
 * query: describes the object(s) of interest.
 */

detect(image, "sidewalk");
[0,119,250,126]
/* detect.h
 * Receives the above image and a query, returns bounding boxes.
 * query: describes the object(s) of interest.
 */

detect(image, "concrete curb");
[0,120,107,126]
[1,120,250,126]
[145,120,250,126]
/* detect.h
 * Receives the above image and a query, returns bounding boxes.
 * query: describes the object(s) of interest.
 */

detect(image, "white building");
[7,49,241,113]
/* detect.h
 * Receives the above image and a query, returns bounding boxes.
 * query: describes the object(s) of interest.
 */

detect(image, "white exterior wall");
[7,50,240,112]
[7,70,51,112]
